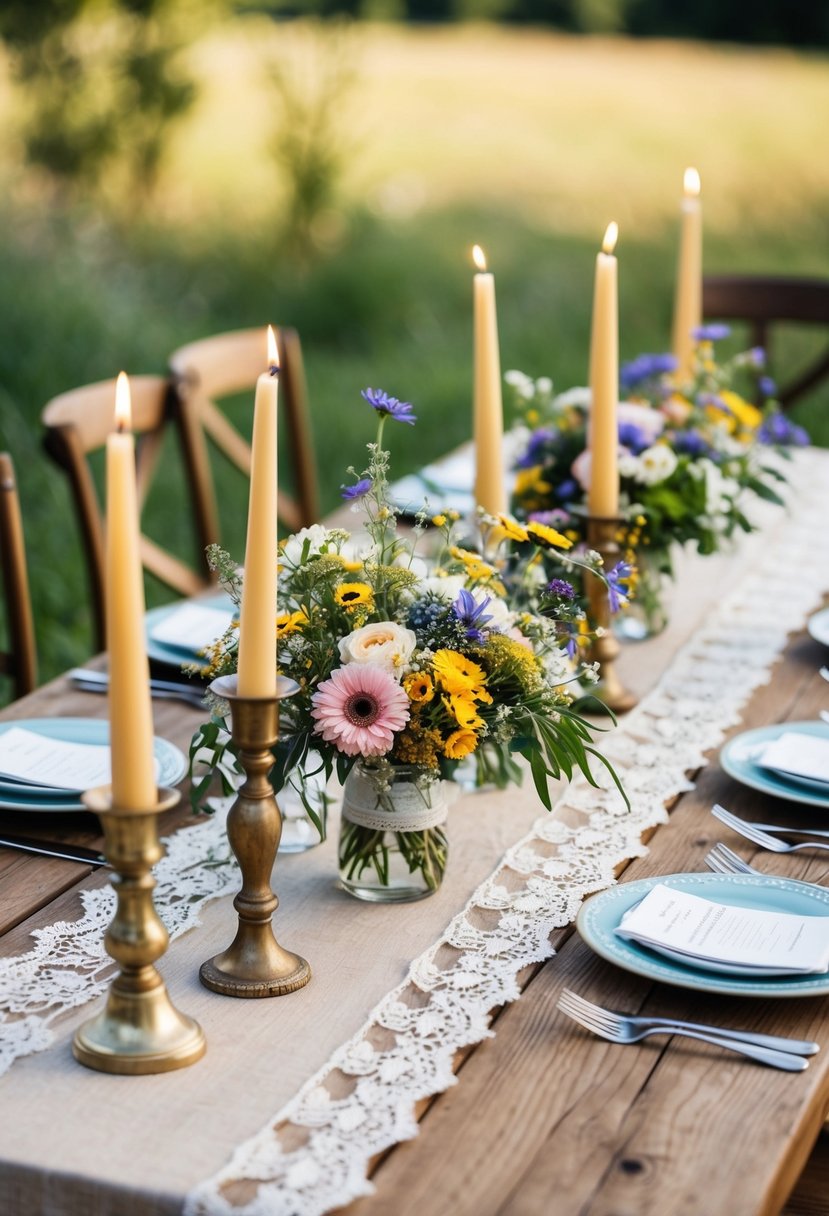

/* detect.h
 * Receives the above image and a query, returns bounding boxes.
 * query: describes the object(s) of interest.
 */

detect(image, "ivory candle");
[472,244,507,517]
[672,167,702,380]
[588,222,620,519]
[237,325,279,698]
[106,372,157,810]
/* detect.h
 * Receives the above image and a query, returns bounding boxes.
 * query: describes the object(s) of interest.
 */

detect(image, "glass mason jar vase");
[338,762,449,902]
[614,547,673,641]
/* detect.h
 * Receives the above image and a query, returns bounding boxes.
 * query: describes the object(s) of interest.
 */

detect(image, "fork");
[556,989,815,1069]
[712,804,829,854]
[704,842,762,876]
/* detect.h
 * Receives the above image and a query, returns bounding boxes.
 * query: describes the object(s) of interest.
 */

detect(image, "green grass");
[0,22,827,691]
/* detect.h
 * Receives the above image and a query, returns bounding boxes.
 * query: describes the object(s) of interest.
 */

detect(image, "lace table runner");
[183,448,829,1216]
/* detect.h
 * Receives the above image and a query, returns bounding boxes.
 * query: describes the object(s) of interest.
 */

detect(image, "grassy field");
[0,20,827,687]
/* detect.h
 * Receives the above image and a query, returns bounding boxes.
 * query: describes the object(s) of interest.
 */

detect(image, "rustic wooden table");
[1,618,828,1215]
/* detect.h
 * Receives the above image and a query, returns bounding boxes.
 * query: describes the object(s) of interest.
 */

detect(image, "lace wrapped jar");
[338,762,449,902]
[615,547,673,641]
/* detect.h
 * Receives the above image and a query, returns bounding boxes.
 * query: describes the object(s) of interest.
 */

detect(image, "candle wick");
[269,364,280,378]
[116,420,126,434]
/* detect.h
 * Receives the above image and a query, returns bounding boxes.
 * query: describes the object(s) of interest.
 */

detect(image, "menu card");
[149,603,234,654]
[0,726,158,792]
[617,883,829,974]
[757,732,829,786]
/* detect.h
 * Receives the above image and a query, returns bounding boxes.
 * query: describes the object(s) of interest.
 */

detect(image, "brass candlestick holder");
[585,515,638,714]
[72,786,206,1075]
[199,673,311,998]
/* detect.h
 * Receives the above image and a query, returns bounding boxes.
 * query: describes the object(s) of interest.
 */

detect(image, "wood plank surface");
[347,628,829,1216]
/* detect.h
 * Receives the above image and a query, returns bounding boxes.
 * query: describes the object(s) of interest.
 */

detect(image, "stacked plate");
[145,594,235,669]
[577,872,829,998]
[720,720,829,810]
[0,719,186,813]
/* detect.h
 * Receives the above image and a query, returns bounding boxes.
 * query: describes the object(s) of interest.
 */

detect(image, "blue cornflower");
[672,430,709,457]
[692,323,731,342]
[451,588,493,643]
[698,391,731,415]
[617,421,649,455]
[606,560,633,614]
[555,478,578,502]
[515,427,556,469]
[758,414,810,447]
[546,578,575,601]
[748,347,766,368]
[758,375,777,399]
[361,388,417,425]
[530,508,570,528]
[620,352,678,390]
[341,477,372,501]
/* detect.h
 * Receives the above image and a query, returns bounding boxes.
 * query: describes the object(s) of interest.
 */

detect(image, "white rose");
[280,524,331,569]
[554,386,592,410]
[338,621,417,677]
[617,448,642,480]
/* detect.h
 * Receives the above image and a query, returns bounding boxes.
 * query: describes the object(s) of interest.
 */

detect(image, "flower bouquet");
[509,326,808,634]
[189,387,627,901]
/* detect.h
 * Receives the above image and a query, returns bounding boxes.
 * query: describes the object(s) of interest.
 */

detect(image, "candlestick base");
[200,674,311,999]
[72,787,206,1075]
[586,516,638,715]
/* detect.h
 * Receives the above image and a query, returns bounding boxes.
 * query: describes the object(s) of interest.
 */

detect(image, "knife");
[0,833,108,867]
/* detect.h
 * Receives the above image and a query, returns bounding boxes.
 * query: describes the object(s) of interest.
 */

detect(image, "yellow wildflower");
[431,514,447,528]
[404,672,435,703]
[444,729,478,760]
[276,609,307,637]
[526,520,573,550]
[432,649,492,703]
[720,389,762,432]
[444,693,484,730]
[513,466,551,499]
[496,514,529,543]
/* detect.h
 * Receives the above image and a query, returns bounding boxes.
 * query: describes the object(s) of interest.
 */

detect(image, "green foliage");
[0,0,205,204]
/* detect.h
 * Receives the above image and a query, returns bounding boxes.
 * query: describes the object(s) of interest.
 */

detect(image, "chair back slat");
[703,275,829,409]
[42,375,216,653]
[170,326,319,538]
[0,453,37,699]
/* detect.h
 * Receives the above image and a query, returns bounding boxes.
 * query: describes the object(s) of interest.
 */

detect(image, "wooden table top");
[2,612,829,1215]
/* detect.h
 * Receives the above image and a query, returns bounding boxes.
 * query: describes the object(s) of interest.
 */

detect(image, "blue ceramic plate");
[577,872,829,997]
[719,721,829,809]
[0,718,186,812]
[808,608,829,648]
[145,593,235,669]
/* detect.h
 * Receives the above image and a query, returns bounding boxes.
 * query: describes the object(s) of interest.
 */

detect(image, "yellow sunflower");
[276,609,307,637]
[404,672,435,703]
[432,649,492,702]
[443,693,484,730]
[334,582,374,611]
[496,514,530,543]
[444,729,478,760]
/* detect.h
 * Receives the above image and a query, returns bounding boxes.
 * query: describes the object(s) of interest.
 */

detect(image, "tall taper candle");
[237,326,279,698]
[588,222,620,519]
[672,167,702,380]
[472,245,507,517]
[107,373,157,809]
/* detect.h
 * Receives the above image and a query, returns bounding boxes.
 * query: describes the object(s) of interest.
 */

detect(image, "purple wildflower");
[620,352,678,390]
[758,375,777,399]
[452,588,493,643]
[530,508,571,528]
[607,560,633,614]
[748,347,766,368]
[692,323,731,342]
[617,421,649,455]
[556,478,579,502]
[698,391,731,415]
[361,388,417,425]
[565,630,578,659]
[341,477,372,501]
[546,578,575,601]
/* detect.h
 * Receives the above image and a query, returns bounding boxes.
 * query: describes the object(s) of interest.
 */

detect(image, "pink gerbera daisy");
[311,664,410,757]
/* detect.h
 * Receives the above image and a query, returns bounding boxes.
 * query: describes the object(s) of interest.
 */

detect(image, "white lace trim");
[182,449,829,1216]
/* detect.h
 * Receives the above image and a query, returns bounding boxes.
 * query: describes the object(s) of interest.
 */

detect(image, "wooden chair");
[702,275,829,409]
[42,376,216,653]
[169,327,319,543]
[0,453,37,699]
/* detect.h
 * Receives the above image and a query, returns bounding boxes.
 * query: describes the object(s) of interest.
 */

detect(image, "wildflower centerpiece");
[191,387,626,902]
[509,327,808,635]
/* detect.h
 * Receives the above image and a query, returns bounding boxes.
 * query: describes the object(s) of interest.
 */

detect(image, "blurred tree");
[268,20,358,262]
[0,0,212,208]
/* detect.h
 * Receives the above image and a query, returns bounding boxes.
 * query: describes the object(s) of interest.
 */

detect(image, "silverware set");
[68,667,206,709]
[712,803,829,854]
